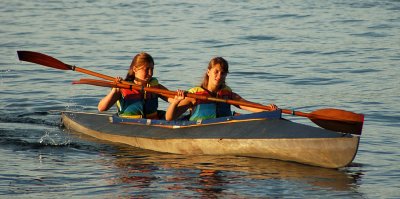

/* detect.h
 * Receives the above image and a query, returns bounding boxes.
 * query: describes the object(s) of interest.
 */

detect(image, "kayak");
[61,110,360,168]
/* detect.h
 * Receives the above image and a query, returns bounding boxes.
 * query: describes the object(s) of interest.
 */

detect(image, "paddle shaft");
[75,79,275,111]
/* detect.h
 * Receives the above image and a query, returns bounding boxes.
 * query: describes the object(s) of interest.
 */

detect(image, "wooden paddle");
[17,50,364,135]
[73,78,364,135]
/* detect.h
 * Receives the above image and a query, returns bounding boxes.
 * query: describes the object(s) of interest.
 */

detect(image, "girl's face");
[133,63,154,84]
[207,64,227,88]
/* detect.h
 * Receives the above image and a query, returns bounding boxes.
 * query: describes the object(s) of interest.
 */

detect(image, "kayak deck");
[61,111,360,168]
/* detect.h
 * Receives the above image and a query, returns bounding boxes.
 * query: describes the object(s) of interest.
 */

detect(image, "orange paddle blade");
[17,51,72,70]
[17,51,117,81]
[309,108,364,135]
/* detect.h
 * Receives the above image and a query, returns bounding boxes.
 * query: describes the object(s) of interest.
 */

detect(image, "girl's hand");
[268,104,278,111]
[114,76,123,83]
[173,90,186,104]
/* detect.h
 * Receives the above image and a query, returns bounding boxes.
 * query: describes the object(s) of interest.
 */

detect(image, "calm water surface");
[1,1,399,198]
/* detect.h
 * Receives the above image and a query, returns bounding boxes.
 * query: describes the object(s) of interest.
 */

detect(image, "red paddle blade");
[17,51,72,70]
[309,108,364,135]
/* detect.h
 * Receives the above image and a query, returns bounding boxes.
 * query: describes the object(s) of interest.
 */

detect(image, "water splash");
[39,130,71,146]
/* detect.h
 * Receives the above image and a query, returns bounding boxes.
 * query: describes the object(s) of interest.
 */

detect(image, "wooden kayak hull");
[61,111,360,168]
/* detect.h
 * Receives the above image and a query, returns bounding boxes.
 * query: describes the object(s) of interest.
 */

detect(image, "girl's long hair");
[125,52,154,81]
[200,57,229,90]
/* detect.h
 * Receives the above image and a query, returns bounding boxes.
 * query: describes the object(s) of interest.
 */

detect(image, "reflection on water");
[70,130,363,197]
[117,146,361,189]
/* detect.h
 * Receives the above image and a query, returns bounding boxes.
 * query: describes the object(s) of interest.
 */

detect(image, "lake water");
[1,0,399,198]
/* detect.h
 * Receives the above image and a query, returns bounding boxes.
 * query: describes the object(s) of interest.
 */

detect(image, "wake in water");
[0,110,75,151]
[0,111,60,127]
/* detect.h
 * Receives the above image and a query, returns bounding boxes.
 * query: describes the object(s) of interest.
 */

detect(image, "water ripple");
[288,77,347,86]
[0,115,59,127]
[240,35,278,41]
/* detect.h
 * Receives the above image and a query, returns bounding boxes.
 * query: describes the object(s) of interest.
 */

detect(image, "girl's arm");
[98,88,121,112]
[165,90,194,121]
